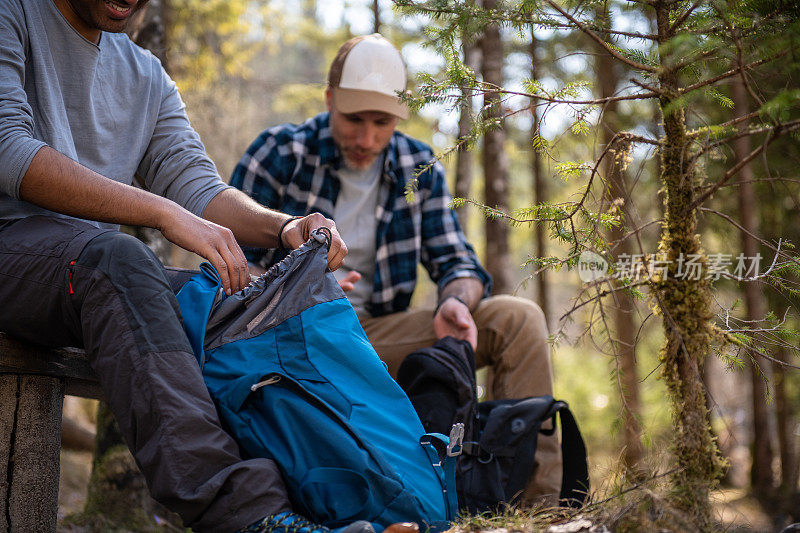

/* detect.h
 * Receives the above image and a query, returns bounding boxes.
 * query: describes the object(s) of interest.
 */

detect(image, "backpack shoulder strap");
[419,424,462,522]
[556,405,590,507]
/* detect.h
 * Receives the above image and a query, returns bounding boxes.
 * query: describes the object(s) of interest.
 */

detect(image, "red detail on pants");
[68,260,76,294]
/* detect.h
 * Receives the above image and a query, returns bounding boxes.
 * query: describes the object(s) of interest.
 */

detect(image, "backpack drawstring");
[250,375,281,392]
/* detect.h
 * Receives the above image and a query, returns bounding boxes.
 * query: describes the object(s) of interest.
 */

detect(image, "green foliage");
[272,83,326,119]
[555,161,592,180]
[705,88,734,109]
[759,88,800,122]
[169,0,264,91]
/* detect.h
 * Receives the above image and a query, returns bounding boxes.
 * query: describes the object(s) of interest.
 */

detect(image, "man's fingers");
[338,271,361,291]
[158,207,251,294]
[207,250,232,295]
[290,213,347,270]
[456,313,472,329]
[434,299,478,350]
[219,246,241,295]
[227,239,250,292]
[213,228,245,294]
[344,271,362,283]
[327,239,347,270]
[327,225,347,270]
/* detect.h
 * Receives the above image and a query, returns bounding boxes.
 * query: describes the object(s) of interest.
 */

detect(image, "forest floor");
[57,449,776,533]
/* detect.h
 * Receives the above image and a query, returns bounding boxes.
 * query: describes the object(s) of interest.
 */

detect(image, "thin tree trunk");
[480,0,511,294]
[372,0,381,34]
[529,33,550,328]
[454,41,477,229]
[774,345,800,519]
[128,0,169,67]
[731,74,777,505]
[593,7,644,474]
[654,3,723,525]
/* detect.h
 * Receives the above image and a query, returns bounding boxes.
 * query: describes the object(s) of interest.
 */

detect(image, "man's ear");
[325,88,333,112]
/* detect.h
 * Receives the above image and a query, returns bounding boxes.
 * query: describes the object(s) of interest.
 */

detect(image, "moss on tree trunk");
[654,4,725,525]
[65,403,173,531]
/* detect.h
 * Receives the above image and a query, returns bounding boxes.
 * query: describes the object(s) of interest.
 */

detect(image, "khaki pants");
[360,295,562,506]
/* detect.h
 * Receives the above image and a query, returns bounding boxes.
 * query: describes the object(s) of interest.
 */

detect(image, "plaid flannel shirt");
[230,112,491,317]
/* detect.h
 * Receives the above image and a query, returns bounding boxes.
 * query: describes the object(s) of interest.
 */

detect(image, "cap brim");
[333,88,409,120]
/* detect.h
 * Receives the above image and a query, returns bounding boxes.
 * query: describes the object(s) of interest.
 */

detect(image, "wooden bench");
[0,332,102,533]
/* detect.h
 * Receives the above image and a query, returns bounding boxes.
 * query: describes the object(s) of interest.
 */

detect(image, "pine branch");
[541,20,659,41]
[707,177,800,189]
[680,51,787,95]
[711,1,766,107]
[543,0,658,73]
[560,279,651,322]
[423,82,658,107]
[690,119,800,209]
[692,120,796,156]
[630,78,663,95]
[670,46,724,73]
[687,110,760,140]
[668,0,704,35]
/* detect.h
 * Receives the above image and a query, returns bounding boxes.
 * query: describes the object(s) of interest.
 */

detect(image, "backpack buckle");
[447,423,464,457]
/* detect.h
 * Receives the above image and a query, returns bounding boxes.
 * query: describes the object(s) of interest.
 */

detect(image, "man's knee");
[77,231,164,280]
[476,294,549,340]
[75,231,191,357]
[475,294,552,386]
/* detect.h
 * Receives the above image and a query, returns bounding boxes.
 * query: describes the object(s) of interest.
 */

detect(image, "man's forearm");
[202,188,290,248]
[205,188,348,272]
[20,146,175,229]
[439,277,484,312]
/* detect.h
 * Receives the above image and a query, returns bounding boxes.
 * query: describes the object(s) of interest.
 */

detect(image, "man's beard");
[341,148,380,170]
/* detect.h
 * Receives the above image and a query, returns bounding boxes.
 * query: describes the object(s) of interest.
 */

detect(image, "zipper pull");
[68,260,77,294]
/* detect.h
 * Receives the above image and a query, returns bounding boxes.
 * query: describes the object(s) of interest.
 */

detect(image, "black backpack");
[396,336,589,513]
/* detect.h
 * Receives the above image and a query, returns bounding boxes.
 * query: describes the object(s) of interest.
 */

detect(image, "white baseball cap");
[328,34,409,120]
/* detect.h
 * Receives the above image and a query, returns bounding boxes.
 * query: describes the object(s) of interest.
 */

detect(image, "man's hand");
[158,206,250,295]
[338,271,361,292]
[433,297,478,350]
[280,213,347,270]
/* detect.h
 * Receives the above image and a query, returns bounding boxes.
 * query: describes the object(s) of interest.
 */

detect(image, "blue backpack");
[176,231,459,532]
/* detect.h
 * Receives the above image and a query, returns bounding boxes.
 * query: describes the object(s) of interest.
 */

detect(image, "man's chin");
[343,157,376,171]
[100,19,131,33]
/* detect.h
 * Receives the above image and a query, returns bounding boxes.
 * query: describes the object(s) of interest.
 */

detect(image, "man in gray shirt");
[0,1,358,532]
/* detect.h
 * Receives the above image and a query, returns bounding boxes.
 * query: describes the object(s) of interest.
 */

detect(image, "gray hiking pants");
[0,216,290,532]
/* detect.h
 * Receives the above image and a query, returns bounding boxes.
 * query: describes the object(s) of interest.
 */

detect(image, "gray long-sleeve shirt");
[0,0,230,229]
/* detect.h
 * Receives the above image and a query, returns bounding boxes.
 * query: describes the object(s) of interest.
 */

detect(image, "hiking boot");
[236,511,376,533]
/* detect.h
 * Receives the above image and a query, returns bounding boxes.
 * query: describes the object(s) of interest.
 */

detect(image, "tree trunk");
[300,0,323,88]
[529,33,551,328]
[480,0,511,294]
[593,7,644,475]
[128,0,169,67]
[731,73,777,506]
[455,40,477,229]
[0,375,63,532]
[654,4,723,526]
[773,344,800,520]
[80,404,163,530]
[372,0,381,34]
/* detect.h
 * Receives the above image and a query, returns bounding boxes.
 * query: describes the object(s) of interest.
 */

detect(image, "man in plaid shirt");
[231,34,561,504]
